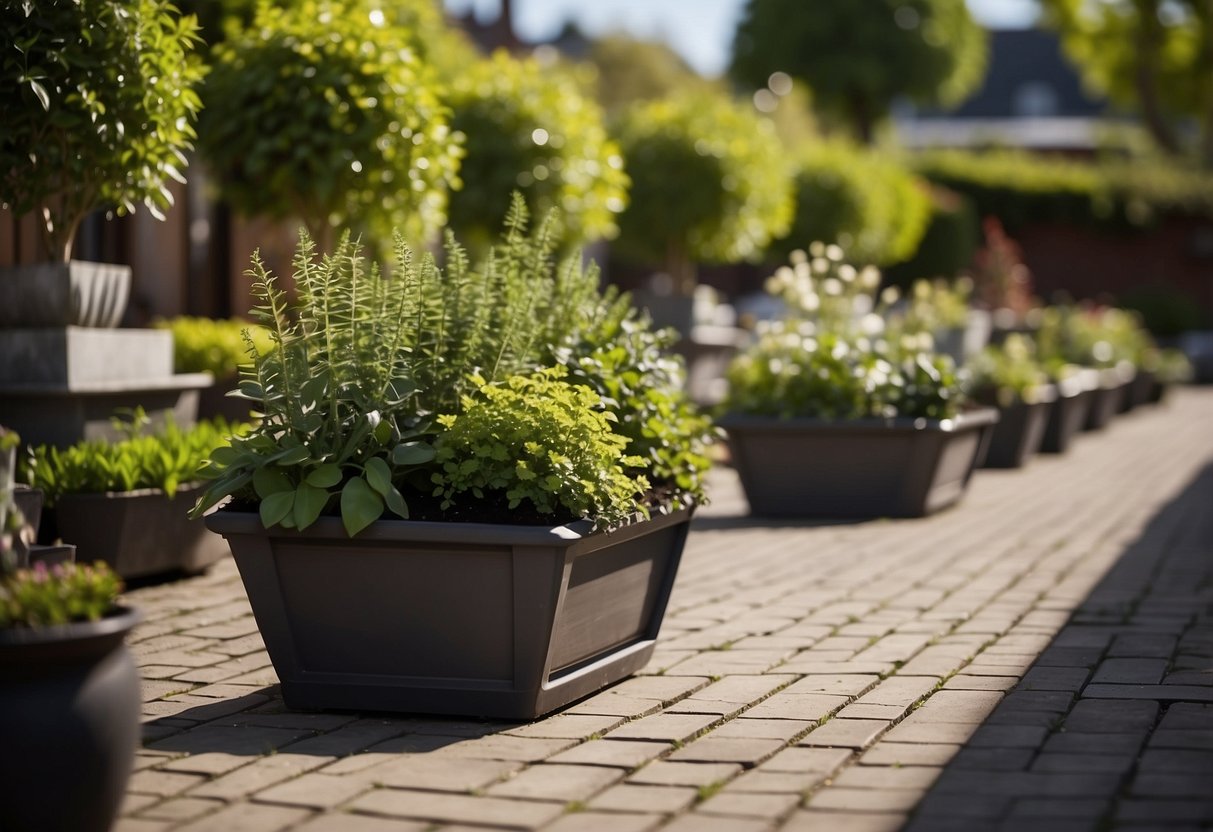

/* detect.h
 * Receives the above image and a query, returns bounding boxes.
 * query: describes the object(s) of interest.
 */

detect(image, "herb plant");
[0,0,204,261]
[967,335,1051,408]
[0,562,122,629]
[192,194,716,536]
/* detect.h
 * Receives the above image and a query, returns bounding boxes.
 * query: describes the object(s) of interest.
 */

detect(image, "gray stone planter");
[54,483,228,579]
[980,387,1056,469]
[205,507,692,720]
[0,261,131,328]
[720,409,999,518]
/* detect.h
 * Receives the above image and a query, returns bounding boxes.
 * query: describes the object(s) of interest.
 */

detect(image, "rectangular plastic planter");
[980,391,1055,469]
[205,508,691,720]
[55,483,229,579]
[1040,387,1092,454]
[720,409,998,518]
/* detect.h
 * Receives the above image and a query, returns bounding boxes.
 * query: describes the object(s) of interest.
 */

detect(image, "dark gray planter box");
[205,508,692,720]
[980,391,1055,469]
[55,483,228,579]
[0,261,131,328]
[1083,371,1131,431]
[1040,386,1092,454]
[720,409,999,518]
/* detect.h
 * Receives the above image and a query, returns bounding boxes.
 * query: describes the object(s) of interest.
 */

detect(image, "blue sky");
[443,0,1040,77]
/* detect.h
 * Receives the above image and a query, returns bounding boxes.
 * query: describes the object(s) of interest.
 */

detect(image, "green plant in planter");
[968,334,1051,408]
[614,90,794,295]
[1035,304,1148,372]
[726,244,966,420]
[198,0,462,248]
[900,277,974,334]
[191,194,716,536]
[446,50,629,250]
[0,0,204,261]
[155,317,274,378]
[21,416,248,508]
[0,561,122,629]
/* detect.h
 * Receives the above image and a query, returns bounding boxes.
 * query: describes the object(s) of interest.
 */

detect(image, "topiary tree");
[198,0,463,249]
[0,0,205,262]
[614,91,794,294]
[445,50,629,251]
[767,141,931,267]
[730,0,988,144]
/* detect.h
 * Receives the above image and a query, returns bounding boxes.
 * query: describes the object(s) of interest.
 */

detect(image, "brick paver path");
[117,389,1213,832]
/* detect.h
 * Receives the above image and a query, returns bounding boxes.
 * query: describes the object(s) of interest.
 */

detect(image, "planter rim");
[207,504,693,546]
[718,407,999,434]
[977,384,1058,408]
[0,605,140,648]
[51,482,204,506]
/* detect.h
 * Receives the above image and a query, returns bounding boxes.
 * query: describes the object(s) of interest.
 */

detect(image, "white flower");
[826,244,844,261]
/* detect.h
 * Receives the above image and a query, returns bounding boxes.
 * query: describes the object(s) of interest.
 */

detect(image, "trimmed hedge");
[913,149,1213,231]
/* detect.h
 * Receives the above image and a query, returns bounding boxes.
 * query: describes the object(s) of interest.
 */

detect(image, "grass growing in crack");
[695,781,725,802]
[565,800,587,813]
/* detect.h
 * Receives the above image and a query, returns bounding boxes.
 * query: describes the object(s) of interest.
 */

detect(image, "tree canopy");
[729,0,988,143]
[1040,0,1213,162]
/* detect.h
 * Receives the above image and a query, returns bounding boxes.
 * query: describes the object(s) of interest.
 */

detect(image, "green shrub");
[914,149,1213,231]
[0,0,205,261]
[766,142,931,268]
[446,51,628,249]
[726,245,965,420]
[433,369,644,530]
[198,0,462,246]
[22,416,248,507]
[1035,305,1151,371]
[155,317,274,377]
[615,91,794,291]
[882,186,979,287]
[0,561,122,629]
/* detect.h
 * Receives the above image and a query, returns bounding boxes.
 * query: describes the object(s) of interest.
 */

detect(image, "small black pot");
[0,606,141,832]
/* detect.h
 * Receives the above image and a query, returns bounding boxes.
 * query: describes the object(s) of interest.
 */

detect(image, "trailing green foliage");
[615,91,794,292]
[0,0,205,261]
[21,416,247,507]
[446,51,628,249]
[433,369,645,530]
[914,149,1213,230]
[968,335,1052,408]
[767,141,931,267]
[0,561,122,629]
[155,316,274,377]
[192,194,716,536]
[198,0,462,246]
[726,244,966,420]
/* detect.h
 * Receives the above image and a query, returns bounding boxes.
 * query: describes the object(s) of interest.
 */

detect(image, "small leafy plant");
[967,335,1051,408]
[21,415,247,507]
[192,194,715,536]
[726,243,967,421]
[0,562,122,629]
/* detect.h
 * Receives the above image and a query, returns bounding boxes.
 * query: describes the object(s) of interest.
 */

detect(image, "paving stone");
[723,770,830,793]
[739,693,849,721]
[759,746,852,774]
[587,783,697,813]
[171,802,312,832]
[799,718,888,749]
[1090,657,1169,685]
[784,675,881,698]
[565,694,664,719]
[359,755,522,792]
[292,815,429,832]
[548,739,671,769]
[1129,773,1213,798]
[696,791,799,818]
[1147,730,1213,751]
[136,797,224,823]
[807,786,925,812]
[1005,797,1109,819]
[837,703,909,721]
[504,714,626,740]
[948,747,1035,772]
[1030,753,1136,775]
[627,761,742,788]
[541,811,663,832]
[667,736,785,766]
[909,690,1003,723]
[860,743,962,767]
[1062,698,1160,733]
[1108,633,1179,658]
[712,718,813,742]
[348,789,565,827]
[831,765,942,790]
[967,725,1050,749]
[436,734,578,763]
[606,713,718,743]
[782,810,906,832]
[881,721,977,745]
[1084,683,1213,702]
[942,675,1020,692]
[1017,667,1091,693]
[485,763,623,802]
[659,814,771,832]
[127,770,208,798]
[1041,732,1146,756]
[254,773,373,809]
[855,676,939,708]
[998,691,1075,713]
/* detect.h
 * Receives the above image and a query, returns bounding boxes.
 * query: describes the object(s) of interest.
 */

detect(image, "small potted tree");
[0,556,138,832]
[198,0,463,251]
[192,196,715,719]
[720,244,998,518]
[614,90,794,333]
[967,334,1056,468]
[446,50,630,251]
[0,0,204,326]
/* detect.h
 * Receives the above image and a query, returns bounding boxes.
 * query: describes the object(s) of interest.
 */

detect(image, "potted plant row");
[967,334,1056,469]
[192,195,716,720]
[719,244,998,519]
[0,548,138,832]
[21,413,245,579]
[1036,305,1137,433]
